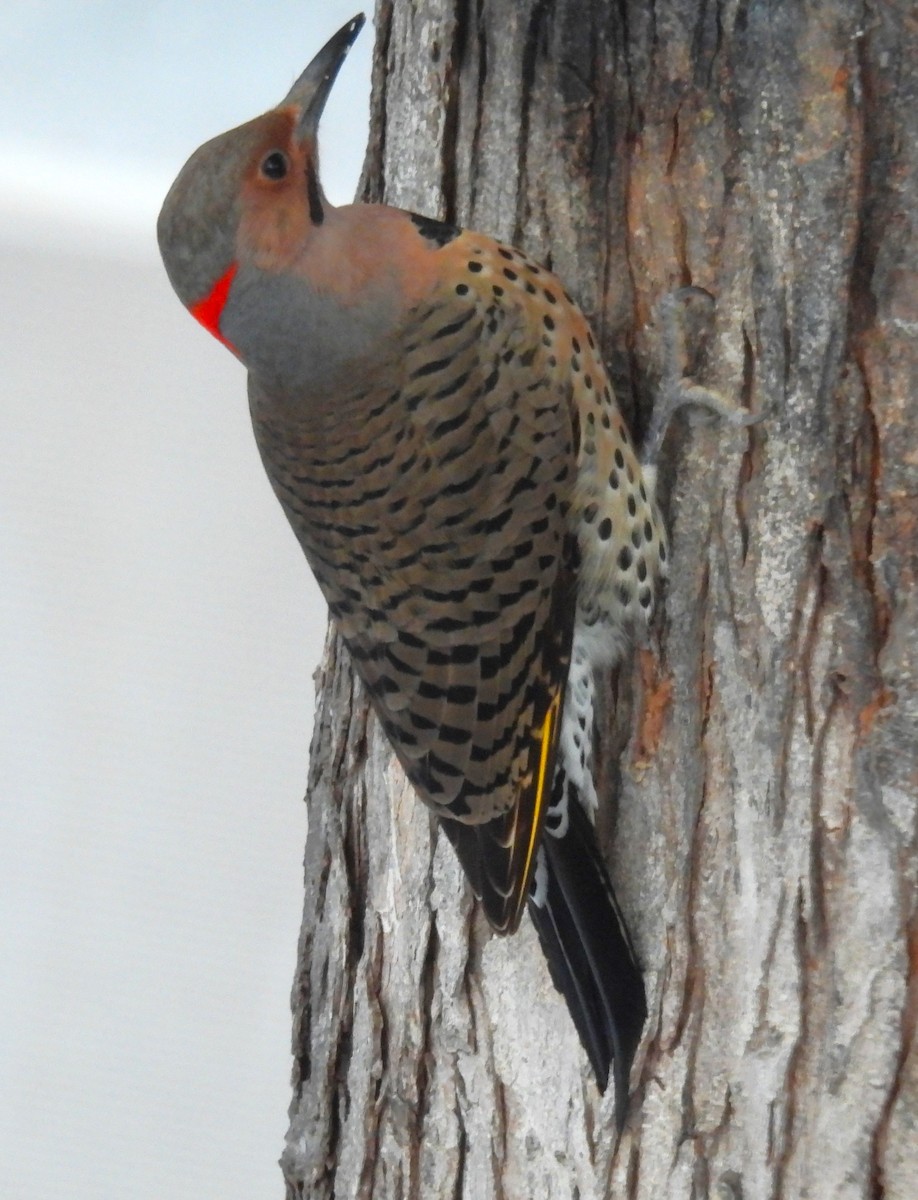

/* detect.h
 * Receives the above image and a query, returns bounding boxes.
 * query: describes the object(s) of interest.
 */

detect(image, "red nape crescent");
[189,262,239,352]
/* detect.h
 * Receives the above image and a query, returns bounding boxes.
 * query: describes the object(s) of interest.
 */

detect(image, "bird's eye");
[260,151,289,180]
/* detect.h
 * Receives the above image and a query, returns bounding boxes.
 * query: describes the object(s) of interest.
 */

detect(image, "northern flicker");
[159,13,672,1126]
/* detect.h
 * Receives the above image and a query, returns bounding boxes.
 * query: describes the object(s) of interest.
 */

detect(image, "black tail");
[527,793,647,1128]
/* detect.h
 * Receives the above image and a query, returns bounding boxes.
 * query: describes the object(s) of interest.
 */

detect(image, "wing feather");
[251,229,579,929]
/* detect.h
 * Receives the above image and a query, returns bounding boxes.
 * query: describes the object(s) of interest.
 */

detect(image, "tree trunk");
[281,2,917,1196]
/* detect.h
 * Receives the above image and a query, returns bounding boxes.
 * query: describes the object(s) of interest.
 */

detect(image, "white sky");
[0,5,371,1198]
[0,0,372,249]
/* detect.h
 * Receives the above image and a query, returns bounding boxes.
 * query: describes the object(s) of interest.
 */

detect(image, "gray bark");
[282,1,918,1197]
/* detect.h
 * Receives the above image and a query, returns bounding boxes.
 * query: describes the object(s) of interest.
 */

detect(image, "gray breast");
[224,265,398,397]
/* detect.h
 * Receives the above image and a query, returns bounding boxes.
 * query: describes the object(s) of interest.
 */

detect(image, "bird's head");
[157,14,365,356]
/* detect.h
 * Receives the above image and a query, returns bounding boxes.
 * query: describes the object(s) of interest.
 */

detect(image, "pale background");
[0,4,371,1197]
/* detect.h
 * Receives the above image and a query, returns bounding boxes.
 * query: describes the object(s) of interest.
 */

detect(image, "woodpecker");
[159,13,670,1126]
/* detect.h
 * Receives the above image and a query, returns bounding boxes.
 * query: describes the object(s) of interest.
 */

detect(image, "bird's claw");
[642,288,759,466]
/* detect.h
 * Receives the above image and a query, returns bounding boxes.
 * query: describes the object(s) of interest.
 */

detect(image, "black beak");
[283,13,365,143]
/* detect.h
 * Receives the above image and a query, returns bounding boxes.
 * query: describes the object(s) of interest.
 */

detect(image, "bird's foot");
[642,287,760,466]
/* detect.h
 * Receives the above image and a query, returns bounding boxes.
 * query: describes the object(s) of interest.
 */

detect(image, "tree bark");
[281,2,917,1197]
